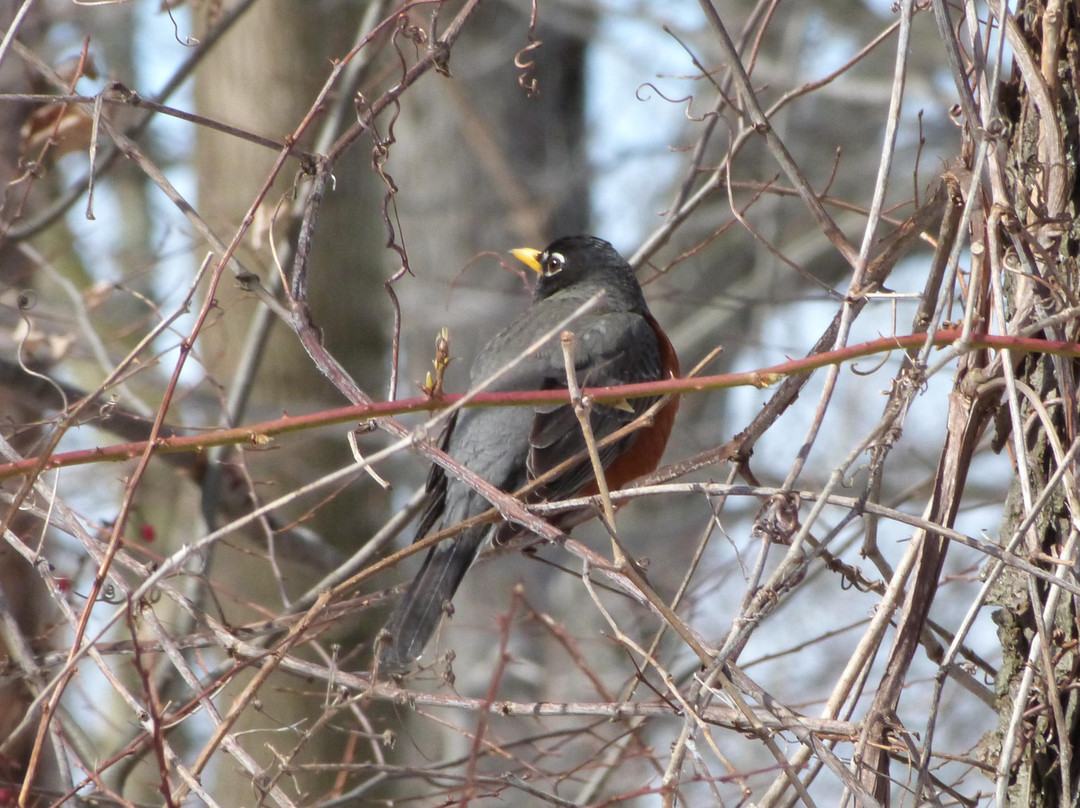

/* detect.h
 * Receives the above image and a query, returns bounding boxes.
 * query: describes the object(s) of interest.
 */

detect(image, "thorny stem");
[5,328,1078,483]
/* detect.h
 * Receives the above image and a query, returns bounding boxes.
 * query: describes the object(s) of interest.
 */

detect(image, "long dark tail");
[379,532,483,670]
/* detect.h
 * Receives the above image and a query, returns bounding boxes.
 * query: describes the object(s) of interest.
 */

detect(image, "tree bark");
[989,1,1080,804]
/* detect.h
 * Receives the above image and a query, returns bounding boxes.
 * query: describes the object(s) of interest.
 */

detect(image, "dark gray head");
[512,235,647,309]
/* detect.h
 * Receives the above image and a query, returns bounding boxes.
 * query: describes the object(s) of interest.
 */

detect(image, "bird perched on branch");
[379,235,679,670]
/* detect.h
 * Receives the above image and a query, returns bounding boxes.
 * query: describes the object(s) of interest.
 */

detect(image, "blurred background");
[1,0,1062,805]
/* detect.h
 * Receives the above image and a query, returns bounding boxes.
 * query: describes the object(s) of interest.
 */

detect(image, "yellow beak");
[510,247,543,274]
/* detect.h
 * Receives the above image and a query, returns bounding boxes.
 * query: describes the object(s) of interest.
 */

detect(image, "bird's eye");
[544,252,565,275]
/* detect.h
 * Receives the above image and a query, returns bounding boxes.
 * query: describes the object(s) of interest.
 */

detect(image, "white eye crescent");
[544,251,565,275]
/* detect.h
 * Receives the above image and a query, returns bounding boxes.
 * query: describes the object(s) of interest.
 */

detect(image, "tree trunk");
[989,1,1080,804]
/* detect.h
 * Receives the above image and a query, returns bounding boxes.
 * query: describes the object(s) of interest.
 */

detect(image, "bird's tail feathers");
[379,532,483,671]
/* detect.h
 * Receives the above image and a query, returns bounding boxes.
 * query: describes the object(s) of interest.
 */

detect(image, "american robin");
[379,235,679,670]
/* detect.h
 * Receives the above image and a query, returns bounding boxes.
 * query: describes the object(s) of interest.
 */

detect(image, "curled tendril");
[395,11,428,50]
[514,40,543,98]
[16,289,37,310]
[636,82,692,105]
[636,82,715,123]
[515,0,542,98]
[101,583,124,604]
[851,349,892,376]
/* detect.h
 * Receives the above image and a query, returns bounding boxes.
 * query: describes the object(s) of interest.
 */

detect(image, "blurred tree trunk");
[990,1,1080,804]
[187,0,392,800]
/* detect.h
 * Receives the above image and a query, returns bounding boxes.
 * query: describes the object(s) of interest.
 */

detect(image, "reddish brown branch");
[3,329,1078,482]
